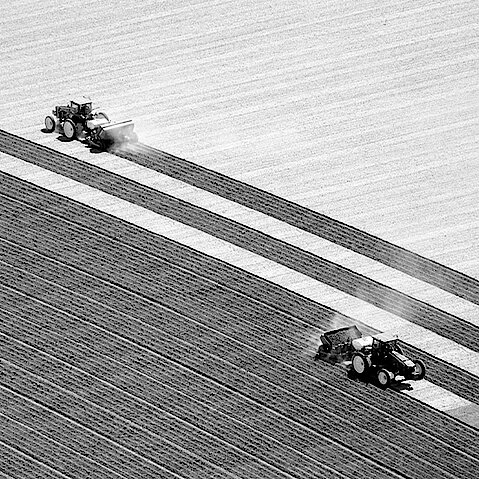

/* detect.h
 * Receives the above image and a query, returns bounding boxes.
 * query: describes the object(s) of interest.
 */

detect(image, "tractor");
[44,98,109,140]
[44,98,138,149]
[316,326,426,388]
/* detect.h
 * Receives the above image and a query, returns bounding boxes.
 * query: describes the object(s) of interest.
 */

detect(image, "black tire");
[44,115,56,133]
[412,359,426,380]
[351,352,371,375]
[63,119,76,140]
[377,368,393,389]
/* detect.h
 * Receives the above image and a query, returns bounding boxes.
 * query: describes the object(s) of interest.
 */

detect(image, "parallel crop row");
[1,134,479,352]
[1,198,479,413]
[1,262,478,479]
[121,142,479,305]
[0,322,381,479]
[0,441,70,479]
[1,415,124,479]
[2,177,478,408]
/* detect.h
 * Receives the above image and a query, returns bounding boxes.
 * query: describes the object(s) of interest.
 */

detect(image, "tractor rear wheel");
[44,116,56,133]
[63,119,77,140]
[412,359,426,380]
[351,352,371,375]
[377,369,393,389]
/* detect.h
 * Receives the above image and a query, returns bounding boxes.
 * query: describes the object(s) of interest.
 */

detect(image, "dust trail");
[301,312,350,357]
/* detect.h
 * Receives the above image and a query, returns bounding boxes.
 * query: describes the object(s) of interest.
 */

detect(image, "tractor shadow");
[315,353,414,391]
[55,135,73,143]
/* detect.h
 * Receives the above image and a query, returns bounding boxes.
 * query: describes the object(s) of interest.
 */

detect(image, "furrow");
[0,417,126,479]
[0,358,245,479]
[1,134,478,352]
[1,200,479,406]
[0,441,71,479]
[0,338,393,479]
[1,235,479,411]
[1,281,477,478]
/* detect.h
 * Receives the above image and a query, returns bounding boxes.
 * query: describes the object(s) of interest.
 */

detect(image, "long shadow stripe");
[117,142,479,305]
[1,133,479,352]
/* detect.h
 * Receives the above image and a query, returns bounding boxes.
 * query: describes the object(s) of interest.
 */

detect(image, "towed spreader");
[86,119,138,150]
[316,326,426,388]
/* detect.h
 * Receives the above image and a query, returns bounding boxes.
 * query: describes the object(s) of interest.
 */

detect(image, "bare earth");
[1,0,478,478]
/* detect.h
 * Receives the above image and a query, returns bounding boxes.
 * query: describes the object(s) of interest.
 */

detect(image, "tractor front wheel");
[351,352,371,375]
[44,116,56,133]
[412,359,426,380]
[377,369,393,389]
[63,119,77,140]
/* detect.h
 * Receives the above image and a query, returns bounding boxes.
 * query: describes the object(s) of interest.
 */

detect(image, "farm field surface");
[1,0,479,478]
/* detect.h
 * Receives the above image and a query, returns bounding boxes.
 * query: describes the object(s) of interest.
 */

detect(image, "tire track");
[2,265,478,478]
[0,418,126,479]
[1,135,478,352]
[0,335,393,479]
[120,142,479,304]
[2,190,479,405]
[1,232,479,409]
[0,442,70,479]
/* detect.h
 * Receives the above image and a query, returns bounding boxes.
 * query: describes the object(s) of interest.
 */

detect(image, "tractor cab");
[371,333,402,361]
[69,100,92,116]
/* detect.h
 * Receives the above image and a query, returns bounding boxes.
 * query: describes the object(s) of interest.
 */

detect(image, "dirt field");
[1,0,479,478]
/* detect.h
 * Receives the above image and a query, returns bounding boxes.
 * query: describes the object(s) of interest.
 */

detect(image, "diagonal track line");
[0,139,478,352]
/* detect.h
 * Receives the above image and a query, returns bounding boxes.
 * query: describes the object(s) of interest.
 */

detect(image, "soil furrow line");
[0,357,246,479]
[0,336,454,479]
[0,368,345,479]
[2,210,479,408]
[0,204,479,434]
[0,441,71,479]
[1,137,478,351]
[2,239,479,444]
[0,386,267,479]
[0,298,386,479]
[1,292,477,478]
[1,237,479,412]
[0,341,396,479]
[0,417,126,479]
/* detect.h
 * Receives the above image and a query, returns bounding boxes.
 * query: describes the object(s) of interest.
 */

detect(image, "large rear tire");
[44,116,56,133]
[377,369,393,389]
[63,119,76,140]
[351,352,371,375]
[412,359,426,380]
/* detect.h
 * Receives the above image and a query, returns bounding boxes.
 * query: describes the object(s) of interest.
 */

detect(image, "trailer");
[86,119,138,150]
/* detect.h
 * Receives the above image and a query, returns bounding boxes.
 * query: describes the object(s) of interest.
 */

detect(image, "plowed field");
[1,0,479,478]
